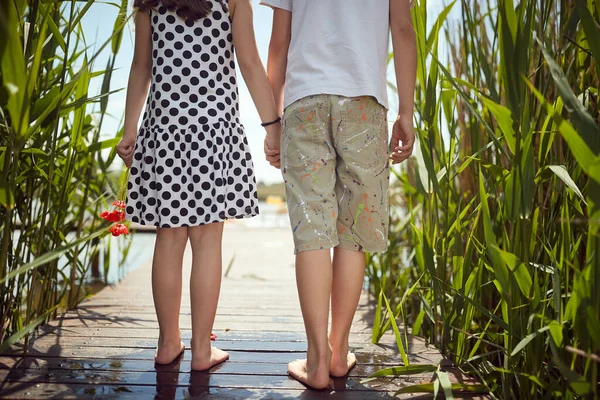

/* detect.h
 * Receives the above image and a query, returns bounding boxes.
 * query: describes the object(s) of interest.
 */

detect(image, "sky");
[82,0,457,184]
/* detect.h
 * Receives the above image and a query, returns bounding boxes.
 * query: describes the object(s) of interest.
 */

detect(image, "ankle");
[328,335,349,355]
[307,346,332,364]
[191,336,212,354]
[330,343,349,356]
[158,334,181,347]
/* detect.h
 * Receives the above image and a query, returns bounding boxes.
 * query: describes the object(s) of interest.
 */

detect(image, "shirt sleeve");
[259,0,292,12]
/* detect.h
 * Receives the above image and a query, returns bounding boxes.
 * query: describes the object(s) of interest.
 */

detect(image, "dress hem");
[126,211,260,229]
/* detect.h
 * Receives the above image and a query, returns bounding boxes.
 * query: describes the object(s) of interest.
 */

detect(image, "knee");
[156,226,188,244]
[188,222,224,244]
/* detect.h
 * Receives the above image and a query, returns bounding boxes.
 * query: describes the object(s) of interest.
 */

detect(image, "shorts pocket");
[282,107,321,169]
[339,100,388,169]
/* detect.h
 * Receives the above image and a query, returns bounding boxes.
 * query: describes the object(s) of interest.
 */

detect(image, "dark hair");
[134,0,215,21]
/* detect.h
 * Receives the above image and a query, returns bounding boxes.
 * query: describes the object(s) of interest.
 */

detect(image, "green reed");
[368,0,599,398]
[0,0,131,352]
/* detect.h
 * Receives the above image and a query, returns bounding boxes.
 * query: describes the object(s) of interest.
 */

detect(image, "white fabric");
[260,0,412,110]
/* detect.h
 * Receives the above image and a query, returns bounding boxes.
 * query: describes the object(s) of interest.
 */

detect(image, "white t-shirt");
[260,0,411,110]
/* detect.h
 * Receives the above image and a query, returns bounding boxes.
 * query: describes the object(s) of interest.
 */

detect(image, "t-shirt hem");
[284,86,389,111]
[259,0,292,12]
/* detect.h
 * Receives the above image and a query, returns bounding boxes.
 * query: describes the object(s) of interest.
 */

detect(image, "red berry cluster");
[99,210,125,223]
[100,199,129,237]
[109,224,130,237]
[112,200,127,209]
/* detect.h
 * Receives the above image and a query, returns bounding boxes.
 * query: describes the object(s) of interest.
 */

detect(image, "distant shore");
[257,182,286,202]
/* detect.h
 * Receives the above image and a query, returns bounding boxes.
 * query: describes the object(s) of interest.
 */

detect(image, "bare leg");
[329,247,365,376]
[288,249,332,390]
[152,227,187,364]
[188,222,229,371]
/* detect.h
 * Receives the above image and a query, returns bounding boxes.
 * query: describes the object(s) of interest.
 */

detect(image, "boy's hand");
[389,113,415,164]
[116,134,136,168]
[264,123,281,169]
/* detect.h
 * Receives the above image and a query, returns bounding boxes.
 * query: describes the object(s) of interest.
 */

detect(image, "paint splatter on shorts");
[281,94,390,254]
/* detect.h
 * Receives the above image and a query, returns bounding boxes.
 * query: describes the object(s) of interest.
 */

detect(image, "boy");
[260,0,417,389]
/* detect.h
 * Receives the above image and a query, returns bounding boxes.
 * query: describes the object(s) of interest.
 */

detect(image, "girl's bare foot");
[330,351,357,377]
[191,346,229,371]
[287,351,331,390]
[155,340,185,365]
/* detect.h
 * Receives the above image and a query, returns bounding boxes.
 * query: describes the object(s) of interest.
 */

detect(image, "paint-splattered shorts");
[281,94,390,254]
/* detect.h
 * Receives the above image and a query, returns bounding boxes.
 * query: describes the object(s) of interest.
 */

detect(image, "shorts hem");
[293,238,339,254]
[337,238,388,253]
[292,237,388,254]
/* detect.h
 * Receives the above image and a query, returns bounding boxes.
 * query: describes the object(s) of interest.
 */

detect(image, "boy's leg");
[332,95,390,375]
[288,249,333,389]
[152,226,188,364]
[329,247,365,376]
[281,95,338,389]
[188,222,229,371]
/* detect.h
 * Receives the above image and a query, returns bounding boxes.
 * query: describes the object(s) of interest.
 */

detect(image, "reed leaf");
[367,0,599,397]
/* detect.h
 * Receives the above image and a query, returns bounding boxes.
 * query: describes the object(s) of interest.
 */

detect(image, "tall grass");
[0,0,131,352]
[368,0,599,398]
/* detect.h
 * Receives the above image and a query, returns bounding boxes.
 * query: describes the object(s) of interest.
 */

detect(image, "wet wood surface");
[0,225,485,399]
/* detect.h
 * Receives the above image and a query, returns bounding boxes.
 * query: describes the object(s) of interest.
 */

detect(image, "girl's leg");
[329,247,366,376]
[287,249,332,390]
[188,222,229,371]
[152,227,188,364]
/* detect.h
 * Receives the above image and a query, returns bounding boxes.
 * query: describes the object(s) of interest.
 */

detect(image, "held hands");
[264,122,281,169]
[389,113,415,164]
[116,134,136,168]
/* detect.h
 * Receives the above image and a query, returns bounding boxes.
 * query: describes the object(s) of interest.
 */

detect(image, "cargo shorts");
[281,94,390,254]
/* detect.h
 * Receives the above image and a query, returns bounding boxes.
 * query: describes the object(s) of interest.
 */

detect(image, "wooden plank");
[43,319,375,333]
[0,357,386,378]
[73,306,305,316]
[2,336,426,356]
[0,369,427,392]
[0,348,422,366]
[0,383,401,399]
[27,325,429,350]
[57,312,307,324]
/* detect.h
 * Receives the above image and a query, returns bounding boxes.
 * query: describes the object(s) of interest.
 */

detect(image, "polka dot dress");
[126,0,259,228]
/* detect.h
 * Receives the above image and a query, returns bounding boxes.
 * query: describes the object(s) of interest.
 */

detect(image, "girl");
[116,0,281,370]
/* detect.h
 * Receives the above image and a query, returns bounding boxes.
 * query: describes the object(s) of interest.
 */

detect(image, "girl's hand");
[116,135,136,168]
[389,113,415,164]
[264,123,281,169]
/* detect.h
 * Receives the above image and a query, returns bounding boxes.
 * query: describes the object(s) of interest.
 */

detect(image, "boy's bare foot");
[191,346,229,371]
[288,357,331,390]
[155,340,185,365]
[330,351,357,377]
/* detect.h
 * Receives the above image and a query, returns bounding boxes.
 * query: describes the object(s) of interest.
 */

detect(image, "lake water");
[103,201,290,284]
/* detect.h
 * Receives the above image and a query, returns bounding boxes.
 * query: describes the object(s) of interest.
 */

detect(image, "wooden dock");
[0,225,480,399]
